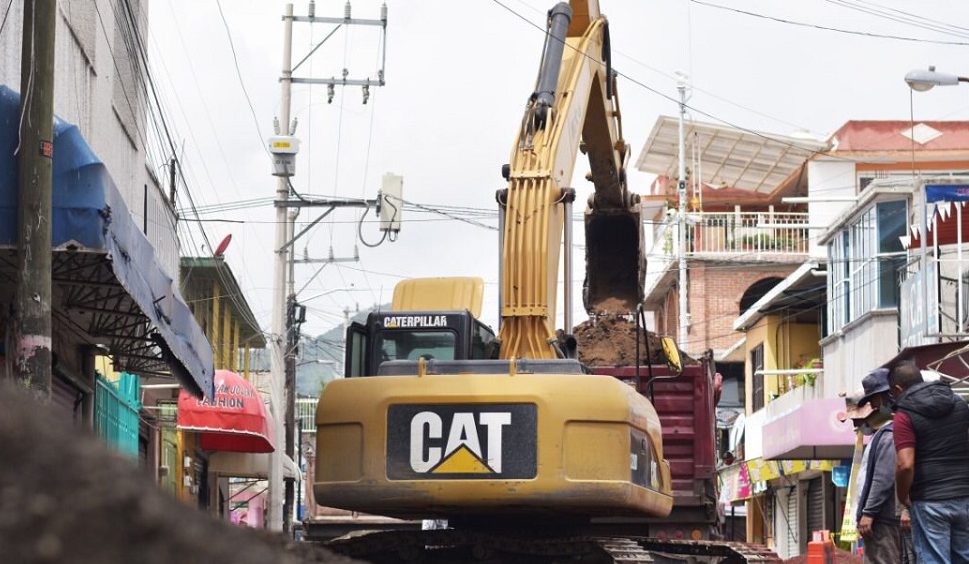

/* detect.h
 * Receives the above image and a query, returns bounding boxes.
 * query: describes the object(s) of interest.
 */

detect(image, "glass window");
[828,200,909,331]
[751,344,765,412]
[346,324,367,377]
[377,330,457,363]
[471,322,497,360]
[877,200,907,308]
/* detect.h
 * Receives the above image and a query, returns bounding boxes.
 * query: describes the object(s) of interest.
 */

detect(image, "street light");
[904,66,967,92]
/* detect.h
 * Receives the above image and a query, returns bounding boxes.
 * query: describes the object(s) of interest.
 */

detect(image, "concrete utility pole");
[270,1,390,533]
[12,0,56,397]
[676,77,689,351]
[283,209,298,533]
[268,2,295,533]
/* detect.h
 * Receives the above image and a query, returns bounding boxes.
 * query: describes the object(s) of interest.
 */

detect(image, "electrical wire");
[214,0,268,153]
[0,0,13,39]
[687,0,969,46]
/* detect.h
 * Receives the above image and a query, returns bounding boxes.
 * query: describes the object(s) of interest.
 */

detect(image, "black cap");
[858,367,891,407]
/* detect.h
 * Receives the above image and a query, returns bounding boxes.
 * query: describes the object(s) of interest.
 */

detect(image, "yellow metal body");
[314,0,671,523]
[392,277,484,318]
[499,4,631,358]
[315,372,672,518]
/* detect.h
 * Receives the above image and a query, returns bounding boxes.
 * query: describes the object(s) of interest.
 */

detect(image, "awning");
[762,398,855,460]
[210,451,300,480]
[882,340,969,396]
[0,86,213,398]
[177,370,273,453]
[636,116,828,194]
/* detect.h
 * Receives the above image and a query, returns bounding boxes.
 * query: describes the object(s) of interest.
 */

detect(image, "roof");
[180,257,266,348]
[829,120,969,153]
[636,116,828,195]
[733,261,825,331]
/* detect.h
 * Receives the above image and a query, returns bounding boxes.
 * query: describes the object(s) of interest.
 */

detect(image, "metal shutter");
[785,488,799,557]
[806,477,825,540]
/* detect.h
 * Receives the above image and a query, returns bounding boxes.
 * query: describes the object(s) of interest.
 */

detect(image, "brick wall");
[651,260,799,357]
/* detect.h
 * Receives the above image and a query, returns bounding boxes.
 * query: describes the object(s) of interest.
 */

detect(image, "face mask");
[859,423,875,436]
[878,404,893,416]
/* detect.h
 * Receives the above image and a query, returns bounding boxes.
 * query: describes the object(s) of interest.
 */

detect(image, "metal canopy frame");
[0,249,174,377]
[636,116,829,194]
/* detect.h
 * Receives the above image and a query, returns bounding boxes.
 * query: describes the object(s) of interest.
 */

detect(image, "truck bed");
[591,360,719,527]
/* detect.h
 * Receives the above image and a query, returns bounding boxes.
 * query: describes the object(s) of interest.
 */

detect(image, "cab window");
[470,321,498,360]
[376,330,457,364]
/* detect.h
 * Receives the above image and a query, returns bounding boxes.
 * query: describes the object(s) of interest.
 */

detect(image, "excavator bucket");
[583,206,645,314]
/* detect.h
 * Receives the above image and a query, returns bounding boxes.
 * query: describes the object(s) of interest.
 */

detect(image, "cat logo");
[387,404,537,480]
[410,411,510,474]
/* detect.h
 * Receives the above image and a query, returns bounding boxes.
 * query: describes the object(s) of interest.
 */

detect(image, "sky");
[147,0,969,339]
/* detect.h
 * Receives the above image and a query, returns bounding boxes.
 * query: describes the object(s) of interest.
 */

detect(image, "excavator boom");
[499,1,643,361]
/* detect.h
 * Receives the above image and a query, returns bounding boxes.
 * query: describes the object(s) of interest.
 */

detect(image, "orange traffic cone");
[806,530,834,564]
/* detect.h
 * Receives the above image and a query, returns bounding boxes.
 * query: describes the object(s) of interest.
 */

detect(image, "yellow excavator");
[314,2,779,562]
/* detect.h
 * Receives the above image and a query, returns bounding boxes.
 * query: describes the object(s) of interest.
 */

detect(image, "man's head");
[889,361,924,399]
[859,368,891,409]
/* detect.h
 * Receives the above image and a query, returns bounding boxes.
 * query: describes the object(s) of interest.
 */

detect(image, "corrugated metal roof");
[636,116,828,194]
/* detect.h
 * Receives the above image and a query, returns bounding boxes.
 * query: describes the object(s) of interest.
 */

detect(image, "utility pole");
[268,2,295,533]
[676,76,689,351]
[269,1,390,534]
[284,209,299,533]
[12,0,56,397]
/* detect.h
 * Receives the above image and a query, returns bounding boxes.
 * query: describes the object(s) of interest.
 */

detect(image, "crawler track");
[325,530,782,564]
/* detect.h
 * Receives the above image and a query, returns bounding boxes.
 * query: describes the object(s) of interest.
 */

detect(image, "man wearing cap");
[892,361,969,564]
[856,368,911,564]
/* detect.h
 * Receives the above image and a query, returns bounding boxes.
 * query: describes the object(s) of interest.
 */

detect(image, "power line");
[822,0,969,39]
[688,0,969,46]
[0,0,13,39]
[214,0,267,152]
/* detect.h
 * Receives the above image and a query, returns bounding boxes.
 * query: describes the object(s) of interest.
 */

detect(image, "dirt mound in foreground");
[574,314,693,367]
[0,381,362,564]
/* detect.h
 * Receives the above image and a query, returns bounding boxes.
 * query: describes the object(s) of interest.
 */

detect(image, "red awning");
[177,370,274,453]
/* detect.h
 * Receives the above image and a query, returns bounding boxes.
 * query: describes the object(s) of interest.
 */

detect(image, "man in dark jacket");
[892,361,969,564]
[856,368,911,564]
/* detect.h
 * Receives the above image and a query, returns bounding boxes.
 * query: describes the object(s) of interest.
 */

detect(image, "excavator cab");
[344,310,498,378]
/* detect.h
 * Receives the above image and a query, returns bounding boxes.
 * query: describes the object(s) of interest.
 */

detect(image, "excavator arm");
[499,0,643,359]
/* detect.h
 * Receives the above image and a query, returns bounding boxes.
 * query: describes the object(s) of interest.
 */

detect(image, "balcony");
[643,208,810,299]
[688,210,810,256]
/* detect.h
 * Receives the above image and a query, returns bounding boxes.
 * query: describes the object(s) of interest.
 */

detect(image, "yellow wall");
[744,314,821,413]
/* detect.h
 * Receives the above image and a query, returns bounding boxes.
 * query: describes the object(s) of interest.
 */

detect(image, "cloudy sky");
[147,0,969,338]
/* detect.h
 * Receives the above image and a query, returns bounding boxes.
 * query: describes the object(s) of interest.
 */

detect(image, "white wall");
[807,160,857,259]
[0,0,178,277]
[821,310,898,397]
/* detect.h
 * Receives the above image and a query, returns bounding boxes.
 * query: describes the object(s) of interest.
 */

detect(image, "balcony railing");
[296,397,318,433]
[651,209,811,257]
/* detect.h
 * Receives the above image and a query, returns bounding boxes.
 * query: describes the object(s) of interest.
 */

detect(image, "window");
[877,200,907,308]
[471,321,497,360]
[345,323,368,377]
[751,344,765,412]
[377,330,457,363]
[827,199,908,332]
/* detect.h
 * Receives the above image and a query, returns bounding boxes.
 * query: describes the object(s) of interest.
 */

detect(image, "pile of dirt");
[0,381,363,564]
[574,313,692,367]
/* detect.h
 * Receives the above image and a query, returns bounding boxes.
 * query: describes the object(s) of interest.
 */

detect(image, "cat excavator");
[313,2,780,562]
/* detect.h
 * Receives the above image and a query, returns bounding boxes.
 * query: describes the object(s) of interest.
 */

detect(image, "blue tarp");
[0,85,213,398]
